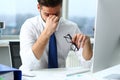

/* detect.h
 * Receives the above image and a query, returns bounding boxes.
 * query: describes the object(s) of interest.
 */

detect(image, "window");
[0,0,97,37]
[68,0,97,37]
[0,0,38,35]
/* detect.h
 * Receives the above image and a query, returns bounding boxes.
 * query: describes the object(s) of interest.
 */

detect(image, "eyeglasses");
[64,34,79,51]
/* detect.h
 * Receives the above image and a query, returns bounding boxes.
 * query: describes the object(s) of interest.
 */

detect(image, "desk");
[22,64,120,80]
[22,67,90,80]
[93,64,120,80]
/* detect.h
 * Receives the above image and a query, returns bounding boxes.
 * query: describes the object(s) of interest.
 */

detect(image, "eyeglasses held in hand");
[64,34,79,51]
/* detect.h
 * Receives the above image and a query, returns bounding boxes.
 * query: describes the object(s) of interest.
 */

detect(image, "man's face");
[37,4,62,22]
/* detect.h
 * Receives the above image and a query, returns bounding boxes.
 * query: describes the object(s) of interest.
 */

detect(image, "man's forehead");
[41,5,61,12]
[42,7,61,14]
[42,10,60,15]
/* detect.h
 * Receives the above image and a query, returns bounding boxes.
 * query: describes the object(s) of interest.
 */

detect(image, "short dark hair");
[37,0,62,7]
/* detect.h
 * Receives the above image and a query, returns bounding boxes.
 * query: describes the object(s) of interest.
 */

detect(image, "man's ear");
[37,4,41,12]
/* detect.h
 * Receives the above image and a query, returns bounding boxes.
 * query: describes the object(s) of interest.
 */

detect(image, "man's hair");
[37,0,62,7]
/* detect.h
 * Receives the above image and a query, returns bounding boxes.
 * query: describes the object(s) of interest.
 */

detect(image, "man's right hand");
[32,15,59,60]
[45,15,59,36]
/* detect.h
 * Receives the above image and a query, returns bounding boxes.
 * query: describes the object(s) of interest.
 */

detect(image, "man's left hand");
[72,33,90,48]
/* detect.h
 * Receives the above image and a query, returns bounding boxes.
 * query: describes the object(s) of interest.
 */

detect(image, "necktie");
[48,33,58,68]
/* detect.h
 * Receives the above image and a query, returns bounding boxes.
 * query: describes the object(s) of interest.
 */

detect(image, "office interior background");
[0,0,97,38]
[1,1,120,80]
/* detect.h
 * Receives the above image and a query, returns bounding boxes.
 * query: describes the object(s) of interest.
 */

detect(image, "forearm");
[82,38,93,60]
[32,15,59,60]
[32,29,51,60]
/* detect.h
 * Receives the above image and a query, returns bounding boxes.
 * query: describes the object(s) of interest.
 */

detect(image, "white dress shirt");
[19,15,92,71]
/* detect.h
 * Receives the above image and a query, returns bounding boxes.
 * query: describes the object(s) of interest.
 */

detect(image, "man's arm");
[72,34,93,60]
[82,37,93,60]
[32,29,50,60]
[32,15,59,60]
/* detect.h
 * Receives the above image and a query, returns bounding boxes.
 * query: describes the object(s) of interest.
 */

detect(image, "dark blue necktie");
[48,33,58,68]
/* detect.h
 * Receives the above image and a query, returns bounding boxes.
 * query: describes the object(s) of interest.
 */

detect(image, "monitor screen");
[92,0,120,73]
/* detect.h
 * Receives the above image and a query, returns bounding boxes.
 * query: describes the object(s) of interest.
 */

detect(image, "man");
[19,0,93,71]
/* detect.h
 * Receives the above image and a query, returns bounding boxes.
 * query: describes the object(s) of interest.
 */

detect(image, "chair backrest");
[9,41,22,69]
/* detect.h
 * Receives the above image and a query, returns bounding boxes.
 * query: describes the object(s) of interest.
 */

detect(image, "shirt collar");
[39,13,62,31]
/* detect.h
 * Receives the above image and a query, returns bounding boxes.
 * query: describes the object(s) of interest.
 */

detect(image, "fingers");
[81,35,86,47]
[72,34,88,48]
[53,16,59,22]
[45,15,60,36]
[72,34,77,43]
[72,34,82,48]
[48,15,59,23]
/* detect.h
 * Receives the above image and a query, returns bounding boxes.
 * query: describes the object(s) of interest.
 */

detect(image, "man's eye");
[55,14,59,16]
[45,14,49,16]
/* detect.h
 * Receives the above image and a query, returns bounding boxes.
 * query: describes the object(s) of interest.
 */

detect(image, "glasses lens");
[64,34,79,51]
[65,38,71,43]
[70,44,78,51]
[64,34,72,43]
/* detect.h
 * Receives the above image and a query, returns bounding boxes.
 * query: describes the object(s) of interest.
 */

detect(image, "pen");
[66,70,89,77]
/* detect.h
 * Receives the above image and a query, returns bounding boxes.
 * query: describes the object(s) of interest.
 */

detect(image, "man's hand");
[32,15,59,60]
[45,15,59,36]
[72,33,92,60]
[72,34,90,48]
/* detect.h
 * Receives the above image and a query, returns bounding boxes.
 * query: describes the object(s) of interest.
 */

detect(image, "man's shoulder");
[22,16,41,28]
[21,16,40,30]
[61,18,77,26]
[26,16,40,23]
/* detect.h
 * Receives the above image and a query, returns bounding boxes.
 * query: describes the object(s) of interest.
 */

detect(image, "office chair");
[9,41,22,69]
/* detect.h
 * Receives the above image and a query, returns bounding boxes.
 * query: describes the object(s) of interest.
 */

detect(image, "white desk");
[22,67,90,80]
[93,64,120,80]
[22,64,120,80]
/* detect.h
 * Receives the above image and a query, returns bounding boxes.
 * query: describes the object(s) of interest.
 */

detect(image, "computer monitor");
[92,0,120,73]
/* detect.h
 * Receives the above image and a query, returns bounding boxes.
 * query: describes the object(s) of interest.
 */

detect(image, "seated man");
[19,0,93,71]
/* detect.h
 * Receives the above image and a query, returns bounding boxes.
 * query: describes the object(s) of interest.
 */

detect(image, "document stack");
[0,64,22,80]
